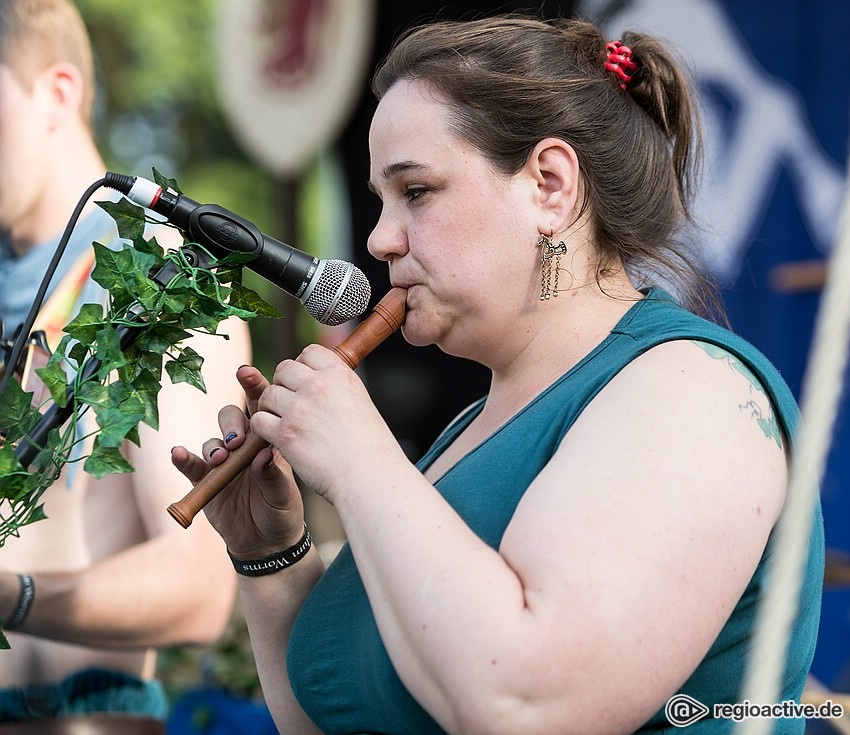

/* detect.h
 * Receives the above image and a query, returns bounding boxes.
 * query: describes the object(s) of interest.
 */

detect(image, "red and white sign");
[214,0,377,175]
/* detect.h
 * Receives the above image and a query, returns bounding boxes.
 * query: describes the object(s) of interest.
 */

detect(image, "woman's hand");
[251,344,402,504]
[171,365,306,558]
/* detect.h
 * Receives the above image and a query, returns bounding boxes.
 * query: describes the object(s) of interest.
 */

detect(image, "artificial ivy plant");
[0,171,282,646]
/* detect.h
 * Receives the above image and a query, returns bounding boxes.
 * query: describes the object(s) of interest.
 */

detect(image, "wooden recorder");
[167,287,407,528]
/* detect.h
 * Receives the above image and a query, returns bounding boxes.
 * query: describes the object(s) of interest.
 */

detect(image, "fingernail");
[209,447,223,458]
[225,432,238,444]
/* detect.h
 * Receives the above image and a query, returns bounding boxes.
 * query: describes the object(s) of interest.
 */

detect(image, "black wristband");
[228,526,313,577]
[5,573,35,630]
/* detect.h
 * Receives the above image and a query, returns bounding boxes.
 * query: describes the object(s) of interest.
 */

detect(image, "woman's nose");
[367,209,409,261]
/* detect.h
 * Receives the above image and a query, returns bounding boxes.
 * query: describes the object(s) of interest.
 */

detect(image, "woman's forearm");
[237,547,325,733]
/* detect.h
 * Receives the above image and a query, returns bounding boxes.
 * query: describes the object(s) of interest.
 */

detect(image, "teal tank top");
[286,290,824,734]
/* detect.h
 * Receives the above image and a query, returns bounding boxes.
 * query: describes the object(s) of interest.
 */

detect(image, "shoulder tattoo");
[693,342,783,448]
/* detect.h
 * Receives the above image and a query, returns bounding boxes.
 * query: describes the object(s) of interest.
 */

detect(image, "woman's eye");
[405,186,428,203]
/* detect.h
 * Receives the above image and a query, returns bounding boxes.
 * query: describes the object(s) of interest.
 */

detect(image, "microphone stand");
[14,244,216,469]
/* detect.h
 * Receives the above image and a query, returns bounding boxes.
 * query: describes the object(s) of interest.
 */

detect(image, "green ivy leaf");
[76,379,109,409]
[94,388,146,448]
[158,284,194,316]
[93,325,129,381]
[134,234,166,260]
[67,339,89,368]
[165,346,206,391]
[35,355,72,408]
[84,440,135,478]
[127,369,163,430]
[229,282,285,318]
[188,291,233,322]
[21,502,46,527]
[121,349,163,384]
[96,198,148,242]
[179,309,225,333]
[29,426,66,476]
[214,265,243,285]
[153,167,182,194]
[90,242,160,311]
[216,251,255,268]
[141,324,193,354]
[64,303,107,346]
[126,424,141,448]
[0,444,28,495]
[0,380,40,444]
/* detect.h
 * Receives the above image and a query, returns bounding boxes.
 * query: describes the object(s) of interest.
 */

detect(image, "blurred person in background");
[0,1,250,732]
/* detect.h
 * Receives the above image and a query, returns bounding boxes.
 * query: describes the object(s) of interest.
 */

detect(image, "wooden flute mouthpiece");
[167,287,407,528]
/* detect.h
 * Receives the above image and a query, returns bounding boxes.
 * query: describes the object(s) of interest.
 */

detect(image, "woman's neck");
[482,273,643,426]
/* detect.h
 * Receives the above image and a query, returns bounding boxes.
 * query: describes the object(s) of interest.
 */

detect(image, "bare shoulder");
[614,338,786,450]
[515,335,789,503]
[506,336,789,565]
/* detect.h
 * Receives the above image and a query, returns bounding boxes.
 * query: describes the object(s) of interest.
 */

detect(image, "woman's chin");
[400,322,432,348]
[399,311,445,348]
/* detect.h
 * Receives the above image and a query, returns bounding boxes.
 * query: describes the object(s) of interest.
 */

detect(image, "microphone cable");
[0,177,106,399]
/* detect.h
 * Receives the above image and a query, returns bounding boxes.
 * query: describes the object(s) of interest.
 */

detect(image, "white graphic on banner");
[581,0,845,282]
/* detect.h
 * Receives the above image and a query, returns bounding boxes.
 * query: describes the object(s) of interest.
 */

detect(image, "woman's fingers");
[169,429,248,486]
[218,404,251,449]
[170,445,210,485]
[250,445,275,473]
[236,364,270,416]
[203,438,230,466]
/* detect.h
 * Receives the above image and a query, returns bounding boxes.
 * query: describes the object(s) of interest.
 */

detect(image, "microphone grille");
[302,259,372,326]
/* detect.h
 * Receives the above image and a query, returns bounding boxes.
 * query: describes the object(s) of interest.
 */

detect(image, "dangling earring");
[539,233,567,300]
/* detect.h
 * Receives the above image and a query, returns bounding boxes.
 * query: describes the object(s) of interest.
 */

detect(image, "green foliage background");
[76,0,291,381]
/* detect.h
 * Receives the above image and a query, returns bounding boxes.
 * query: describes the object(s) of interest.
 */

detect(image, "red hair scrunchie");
[604,40,637,91]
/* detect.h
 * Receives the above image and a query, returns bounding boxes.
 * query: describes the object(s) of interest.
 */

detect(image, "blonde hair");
[0,0,96,127]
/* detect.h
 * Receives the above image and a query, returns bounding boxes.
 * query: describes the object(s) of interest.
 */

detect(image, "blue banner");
[585,0,850,693]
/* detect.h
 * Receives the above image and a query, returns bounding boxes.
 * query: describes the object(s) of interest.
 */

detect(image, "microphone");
[103,173,371,326]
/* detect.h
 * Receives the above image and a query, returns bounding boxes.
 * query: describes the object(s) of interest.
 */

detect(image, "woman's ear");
[526,137,580,231]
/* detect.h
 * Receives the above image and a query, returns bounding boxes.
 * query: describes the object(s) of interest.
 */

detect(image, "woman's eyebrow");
[367,160,432,194]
